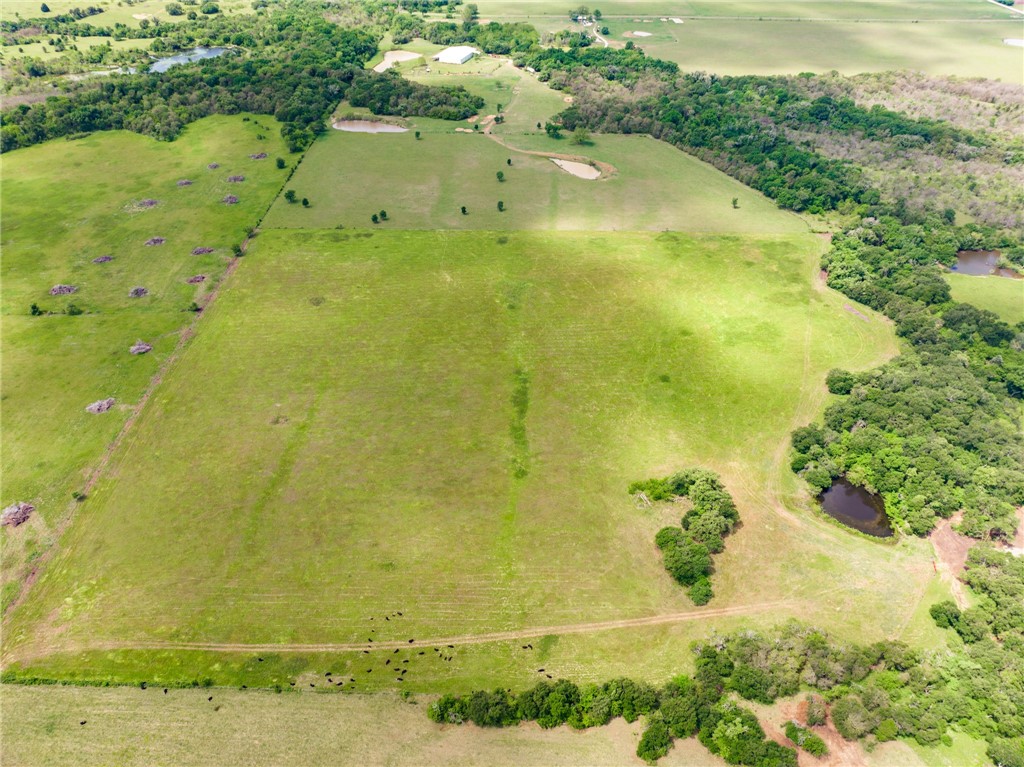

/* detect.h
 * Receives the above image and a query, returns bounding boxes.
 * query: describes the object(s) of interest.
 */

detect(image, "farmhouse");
[433,45,478,65]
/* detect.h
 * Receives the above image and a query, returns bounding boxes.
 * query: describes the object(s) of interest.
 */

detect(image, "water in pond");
[953,250,1022,279]
[149,47,228,74]
[818,478,893,538]
[333,120,408,133]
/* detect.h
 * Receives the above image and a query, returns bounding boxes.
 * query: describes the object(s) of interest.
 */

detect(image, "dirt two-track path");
[38,602,796,659]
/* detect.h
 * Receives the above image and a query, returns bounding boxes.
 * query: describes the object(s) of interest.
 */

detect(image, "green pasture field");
[2,226,936,693]
[0,35,153,63]
[947,273,1024,325]
[470,0,1017,22]
[0,0,253,27]
[600,17,1024,82]
[0,684,734,767]
[0,116,293,610]
[261,128,807,234]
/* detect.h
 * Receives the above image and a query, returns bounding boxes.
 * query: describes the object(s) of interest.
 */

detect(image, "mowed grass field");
[2,226,937,694]
[472,0,1024,81]
[0,684,734,767]
[0,116,292,610]
[600,17,1024,82]
[947,273,1024,324]
[262,130,805,233]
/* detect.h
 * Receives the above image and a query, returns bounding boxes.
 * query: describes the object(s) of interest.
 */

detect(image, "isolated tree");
[275,157,285,169]
[415,130,421,140]
[496,171,505,182]
[731,197,739,209]
[166,2,184,15]
[536,122,542,130]
[594,8,602,19]
[301,198,309,207]
[571,126,591,145]
[30,303,43,316]
[231,244,243,257]
[371,213,379,224]
[284,189,297,203]
[507,158,512,166]
[379,210,388,220]
[40,2,50,11]
[497,201,505,212]
[461,206,467,215]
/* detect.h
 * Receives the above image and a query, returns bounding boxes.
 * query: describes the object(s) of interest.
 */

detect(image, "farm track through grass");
[2,228,929,693]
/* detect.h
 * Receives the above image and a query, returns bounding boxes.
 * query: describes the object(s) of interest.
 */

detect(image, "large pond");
[818,478,893,538]
[953,250,1022,279]
[332,120,408,133]
[149,47,229,73]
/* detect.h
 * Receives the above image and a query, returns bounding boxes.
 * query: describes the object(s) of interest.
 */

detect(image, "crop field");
[262,130,805,233]
[2,223,936,695]
[0,36,154,63]
[947,273,1024,324]
[0,116,292,610]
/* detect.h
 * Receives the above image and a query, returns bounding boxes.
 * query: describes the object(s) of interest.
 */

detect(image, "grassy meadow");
[262,129,806,233]
[0,115,293,610]
[0,0,254,26]
[2,226,936,694]
[947,272,1024,324]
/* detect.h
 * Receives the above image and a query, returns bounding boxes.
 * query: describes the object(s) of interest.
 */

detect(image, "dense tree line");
[1,4,488,153]
[386,14,538,54]
[346,69,483,120]
[429,660,796,766]
[429,550,1024,762]
[628,468,739,604]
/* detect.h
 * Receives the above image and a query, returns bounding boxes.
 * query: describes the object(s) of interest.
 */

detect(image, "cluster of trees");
[386,12,538,54]
[1,5,491,152]
[428,660,796,766]
[346,70,483,120]
[628,469,739,604]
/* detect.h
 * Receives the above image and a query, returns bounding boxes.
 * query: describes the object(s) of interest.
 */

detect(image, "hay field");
[0,116,292,610]
[262,130,806,233]
[0,0,253,26]
[946,273,1024,324]
[2,226,933,693]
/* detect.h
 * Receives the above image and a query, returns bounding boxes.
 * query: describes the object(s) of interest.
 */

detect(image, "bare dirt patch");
[550,158,601,180]
[373,50,421,72]
[843,304,869,322]
[930,512,976,608]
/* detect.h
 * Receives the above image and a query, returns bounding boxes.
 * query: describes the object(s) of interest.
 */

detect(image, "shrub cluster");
[629,468,739,604]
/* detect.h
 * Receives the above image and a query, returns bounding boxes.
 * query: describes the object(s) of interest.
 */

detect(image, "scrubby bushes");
[630,468,739,603]
[784,721,828,756]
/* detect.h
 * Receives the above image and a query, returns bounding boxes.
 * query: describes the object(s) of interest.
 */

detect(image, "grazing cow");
[164,689,168,694]
[386,660,391,666]
[208,696,213,701]
[80,721,87,725]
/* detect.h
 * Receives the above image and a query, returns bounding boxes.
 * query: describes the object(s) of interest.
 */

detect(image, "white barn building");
[433,46,478,65]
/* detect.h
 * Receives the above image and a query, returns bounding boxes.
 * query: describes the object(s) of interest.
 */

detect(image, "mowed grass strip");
[262,130,805,233]
[0,116,291,607]
[3,229,927,688]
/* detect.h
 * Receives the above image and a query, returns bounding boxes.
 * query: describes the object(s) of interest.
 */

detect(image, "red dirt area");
[930,511,977,608]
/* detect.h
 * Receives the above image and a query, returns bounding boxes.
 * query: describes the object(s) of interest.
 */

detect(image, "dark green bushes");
[784,721,828,757]
[630,468,739,603]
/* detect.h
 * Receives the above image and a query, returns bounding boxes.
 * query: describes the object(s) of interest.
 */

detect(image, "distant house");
[433,46,477,65]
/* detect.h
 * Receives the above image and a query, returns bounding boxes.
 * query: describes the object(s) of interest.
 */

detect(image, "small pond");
[333,120,408,133]
[818,478,893,538]
[149,47,229,74]
[953,250,1022,279]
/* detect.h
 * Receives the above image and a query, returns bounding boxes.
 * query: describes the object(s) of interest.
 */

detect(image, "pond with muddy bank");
[818,478,893,538]
[953,250,1022,279]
